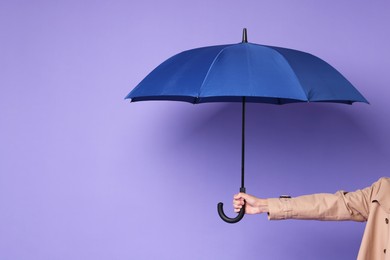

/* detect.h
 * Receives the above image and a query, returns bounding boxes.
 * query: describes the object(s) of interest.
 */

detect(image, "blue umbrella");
[126,29,368,223]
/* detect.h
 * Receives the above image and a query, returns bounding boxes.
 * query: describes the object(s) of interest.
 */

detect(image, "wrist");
[256,198,269,214]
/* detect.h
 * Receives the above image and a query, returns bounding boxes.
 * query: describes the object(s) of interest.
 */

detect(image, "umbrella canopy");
[126,31,368,105]
[126,29,368,224]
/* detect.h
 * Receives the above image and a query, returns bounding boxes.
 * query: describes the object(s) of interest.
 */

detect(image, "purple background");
[1,1,390,259]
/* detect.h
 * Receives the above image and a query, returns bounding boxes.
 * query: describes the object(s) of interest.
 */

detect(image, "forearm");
[267,192,367,222]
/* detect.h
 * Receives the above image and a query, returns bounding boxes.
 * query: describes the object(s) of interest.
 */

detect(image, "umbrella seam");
[269,47,310,102]
[197,44,236,101]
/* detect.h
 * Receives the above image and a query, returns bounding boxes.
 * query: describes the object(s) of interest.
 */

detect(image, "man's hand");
[233,193,269,215]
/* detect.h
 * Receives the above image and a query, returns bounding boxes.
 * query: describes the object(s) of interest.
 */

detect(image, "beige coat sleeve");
[267,180,381,222]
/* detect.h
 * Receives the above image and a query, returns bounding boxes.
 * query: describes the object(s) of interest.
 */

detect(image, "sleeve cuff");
[267,197,293,220]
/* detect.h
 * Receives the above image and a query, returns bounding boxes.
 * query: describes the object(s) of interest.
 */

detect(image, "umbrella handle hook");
[217,188,246,224]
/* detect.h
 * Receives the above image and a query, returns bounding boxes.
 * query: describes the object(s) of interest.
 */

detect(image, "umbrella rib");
[269,47,310,102]
[197,44,236,100]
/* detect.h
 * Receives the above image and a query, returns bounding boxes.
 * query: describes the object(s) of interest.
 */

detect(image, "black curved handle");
[217,201,245,224]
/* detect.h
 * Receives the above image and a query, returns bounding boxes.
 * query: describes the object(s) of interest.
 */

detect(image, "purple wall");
[1,1,389,259]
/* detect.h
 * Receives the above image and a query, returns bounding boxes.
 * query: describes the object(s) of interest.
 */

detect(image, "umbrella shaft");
[241,97,246,190]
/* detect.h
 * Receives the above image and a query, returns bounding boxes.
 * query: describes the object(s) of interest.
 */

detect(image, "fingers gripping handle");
[217,188,246,224]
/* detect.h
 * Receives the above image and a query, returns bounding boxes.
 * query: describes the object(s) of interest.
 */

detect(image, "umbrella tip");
[242,28,248,43]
